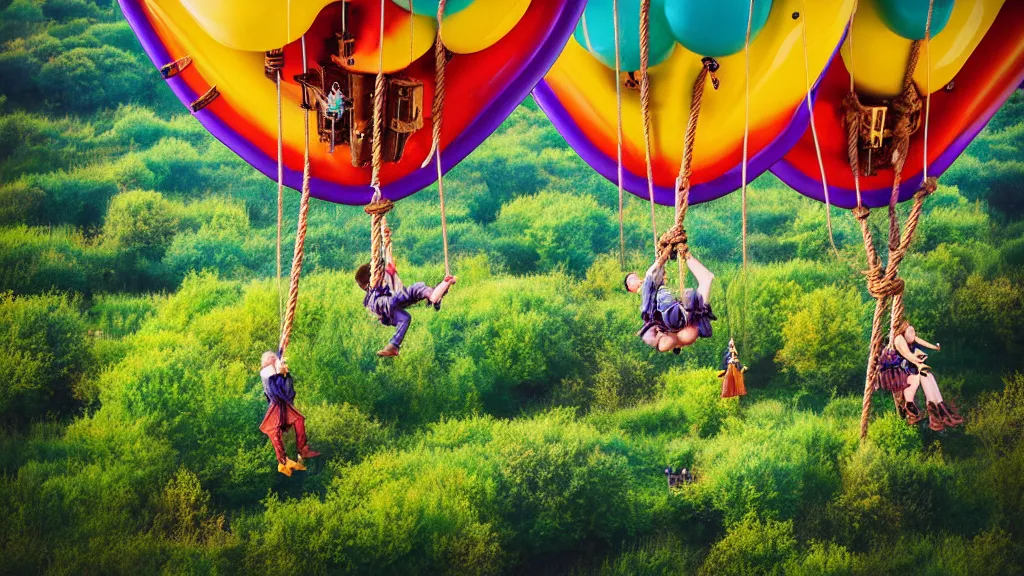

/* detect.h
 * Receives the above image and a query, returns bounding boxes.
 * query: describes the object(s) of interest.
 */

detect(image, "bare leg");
[919,372,945,404]
[429,276,456,305]
[903,374,921,404]
[686,255,714,303]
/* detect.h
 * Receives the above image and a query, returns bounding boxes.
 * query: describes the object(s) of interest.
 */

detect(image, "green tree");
[104,190,180,259]
[776,286,865,393]
[0,291,90,424]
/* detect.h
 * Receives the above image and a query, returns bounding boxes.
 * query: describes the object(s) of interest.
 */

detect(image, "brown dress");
[721,363,747,398]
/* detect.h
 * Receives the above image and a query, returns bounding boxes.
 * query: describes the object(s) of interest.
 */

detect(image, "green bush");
[775,286,865,394]
[103,190,180,259]
[0,292,90,424]
[699,517,797,576]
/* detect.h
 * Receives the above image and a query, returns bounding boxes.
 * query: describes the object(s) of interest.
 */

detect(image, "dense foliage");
[1,1,1022,574]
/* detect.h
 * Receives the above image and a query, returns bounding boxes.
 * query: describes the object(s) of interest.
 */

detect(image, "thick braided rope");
[366,199,395,288]
[366,0,389,289]
[370,0,386,190]
[855,5,933,438]
[653,60,714,273]
[614,0,625,269]
[639,0,658,255]
[278,37,312,357]
[431,0,451,276]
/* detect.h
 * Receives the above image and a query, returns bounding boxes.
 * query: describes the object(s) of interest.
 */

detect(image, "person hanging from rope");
[718,338,748,398]
[258,351,319,477]
[356,227,456,357]
[624,252,716,354]
[890,321,963,431]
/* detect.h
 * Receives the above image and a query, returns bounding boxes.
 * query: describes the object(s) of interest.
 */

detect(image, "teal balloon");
[573,0,676,71]
[663,0,773,58]
[876,0,954,40]
[391,0,475,17]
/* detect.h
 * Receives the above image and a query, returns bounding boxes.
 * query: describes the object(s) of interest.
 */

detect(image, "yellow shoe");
[286,457,306,472]
[277,462,293,477]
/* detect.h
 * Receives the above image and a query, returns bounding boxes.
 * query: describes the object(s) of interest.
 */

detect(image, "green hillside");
[1,1,1023,574]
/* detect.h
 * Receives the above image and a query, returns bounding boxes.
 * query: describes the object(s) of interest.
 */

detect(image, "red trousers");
[259,402,309,463]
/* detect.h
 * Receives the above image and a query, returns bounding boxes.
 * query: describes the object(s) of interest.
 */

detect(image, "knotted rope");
[854,0,935,438]
[654,57,718,280]
[366,198,396,288]
[278,36,313,357]
[639,0,658,255]
[365,0,394,290]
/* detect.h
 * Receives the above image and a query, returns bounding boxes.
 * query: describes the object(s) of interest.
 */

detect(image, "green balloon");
[663,0,773,58]
[876,0,954,41]
[573,0,676,71]
[390,0,475,18]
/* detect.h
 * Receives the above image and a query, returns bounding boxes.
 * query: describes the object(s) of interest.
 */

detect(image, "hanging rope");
[278,36,313,357]
[798,0,842,259]
[639,0,658,255]
[367,0,395,289]
[429,0,452,277]
[854,0,935,438]
[265,48,286,334]
[740,0,753,269]
[614,0,625,269]
[654,58,719,281]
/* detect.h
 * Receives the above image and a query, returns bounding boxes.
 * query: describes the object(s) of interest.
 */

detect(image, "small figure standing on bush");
[259,352,319,476]
[624,253,715,353]
[356,229,455,357]
[891,322,963,431]
[718,338,748,398]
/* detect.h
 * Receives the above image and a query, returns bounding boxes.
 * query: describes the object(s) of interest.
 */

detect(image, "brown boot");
[377,343,400,357]
[905,401,924,425]
[938,401,964,427]
[926,402,945,432]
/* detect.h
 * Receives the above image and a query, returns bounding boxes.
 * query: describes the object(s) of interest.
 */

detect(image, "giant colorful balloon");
[535,0,856,206]
[119,0,585,205]
[773,0,1024,207]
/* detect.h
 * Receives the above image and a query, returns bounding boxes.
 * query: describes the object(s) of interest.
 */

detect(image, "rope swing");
[429,0,452,277]
[278,35,314,357]
[654,57,719,287]
[367,0,395,290]
[854,0,937,438]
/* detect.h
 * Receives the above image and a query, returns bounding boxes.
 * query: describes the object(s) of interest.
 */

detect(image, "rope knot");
[852,205,871,221]
[916,177,938,198]
[264,49,284,81]
[656,225,689,262]
[364,198,394,216]
[701,57,720,90]
[865,270,905,299]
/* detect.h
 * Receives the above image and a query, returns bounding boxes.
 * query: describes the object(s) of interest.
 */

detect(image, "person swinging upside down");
[891,321,963,432]
[357,230,455,357]
[624,252,716,353]
[259,352,319,476]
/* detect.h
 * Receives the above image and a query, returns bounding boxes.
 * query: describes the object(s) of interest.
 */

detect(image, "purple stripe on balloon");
[119,0,587,205]
[772,67,1024,208]
[532,23,847,206]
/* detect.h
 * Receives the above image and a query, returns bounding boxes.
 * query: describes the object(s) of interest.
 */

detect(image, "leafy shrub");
[38,46,148,113]
[699,517,798,576]
[775,286,865,394]
[0,292,90,424]
[103,190,180,259]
